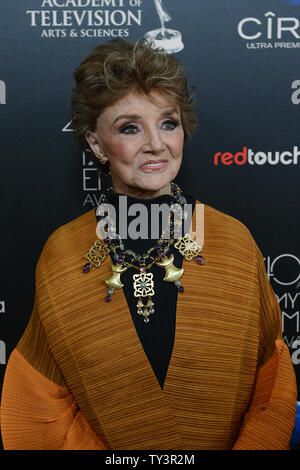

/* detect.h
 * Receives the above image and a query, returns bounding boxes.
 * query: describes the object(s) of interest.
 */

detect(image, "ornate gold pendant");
[174,234,202,261]
[133,272,155,323]
[85,240,110,268]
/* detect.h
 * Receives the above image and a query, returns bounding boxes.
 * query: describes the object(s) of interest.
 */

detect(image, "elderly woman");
[0,39,297,450]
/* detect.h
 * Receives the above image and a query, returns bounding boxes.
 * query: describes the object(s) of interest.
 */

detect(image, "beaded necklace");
[83,183,205,323]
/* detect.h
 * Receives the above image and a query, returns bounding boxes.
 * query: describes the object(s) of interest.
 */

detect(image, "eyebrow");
[112,108,180,126]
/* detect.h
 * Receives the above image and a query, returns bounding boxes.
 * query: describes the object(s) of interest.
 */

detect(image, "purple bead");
[104,237,110,244]
[178,286,184,292]
[105,295,111,302]
[82,262,92,273]
[140,266,146,272]
[195,255,205,265]
[117,257,123,264]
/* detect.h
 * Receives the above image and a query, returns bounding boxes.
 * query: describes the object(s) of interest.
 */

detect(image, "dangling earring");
[96,151,107,165]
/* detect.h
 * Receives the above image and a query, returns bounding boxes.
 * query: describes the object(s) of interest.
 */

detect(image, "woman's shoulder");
[197,200,252,236]
[38,208,97,264]
[196,200,257,254]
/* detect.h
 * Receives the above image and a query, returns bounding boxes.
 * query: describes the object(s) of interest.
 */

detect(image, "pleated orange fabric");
[0,202,297,449]
[233,339,297,450]
[1,349,105,450]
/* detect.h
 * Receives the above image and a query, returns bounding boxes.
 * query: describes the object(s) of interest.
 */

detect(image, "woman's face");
[86,90,184,198]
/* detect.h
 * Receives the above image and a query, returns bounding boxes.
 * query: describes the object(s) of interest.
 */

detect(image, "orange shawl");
[0,202,297,450]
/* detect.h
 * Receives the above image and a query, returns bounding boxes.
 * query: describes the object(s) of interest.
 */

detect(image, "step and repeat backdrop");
[0,0,300,449]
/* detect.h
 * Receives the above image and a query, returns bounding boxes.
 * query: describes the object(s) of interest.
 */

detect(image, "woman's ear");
[85,130,108,164]
[85,130,103,157]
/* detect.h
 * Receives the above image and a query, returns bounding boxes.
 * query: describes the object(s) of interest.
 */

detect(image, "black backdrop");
[1,0,300,449]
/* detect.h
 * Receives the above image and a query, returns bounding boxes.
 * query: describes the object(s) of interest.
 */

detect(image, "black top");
[95,190,196,389]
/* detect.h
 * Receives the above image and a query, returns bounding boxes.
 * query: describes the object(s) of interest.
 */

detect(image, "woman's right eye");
[120,124,138,134]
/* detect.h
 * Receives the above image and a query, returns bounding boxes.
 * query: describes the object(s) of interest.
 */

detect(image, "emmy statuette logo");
[144,0,184,53]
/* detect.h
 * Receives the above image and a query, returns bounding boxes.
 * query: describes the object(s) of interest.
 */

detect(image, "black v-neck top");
[95,191,196,389]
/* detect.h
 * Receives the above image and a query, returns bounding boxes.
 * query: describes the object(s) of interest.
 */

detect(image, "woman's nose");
[142,127,166,153]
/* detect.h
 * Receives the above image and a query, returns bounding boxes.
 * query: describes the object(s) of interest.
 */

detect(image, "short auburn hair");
[71,38,197,166]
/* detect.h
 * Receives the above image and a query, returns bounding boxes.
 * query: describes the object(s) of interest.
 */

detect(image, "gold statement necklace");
[83,183,205,323]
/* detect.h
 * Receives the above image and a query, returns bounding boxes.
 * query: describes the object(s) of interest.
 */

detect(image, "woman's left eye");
[120,124,139,134]
[162,120,179,130]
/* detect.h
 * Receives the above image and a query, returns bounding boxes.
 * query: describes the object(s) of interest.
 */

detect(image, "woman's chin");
[135,168,177,191]
[112,168,178,197]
